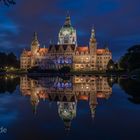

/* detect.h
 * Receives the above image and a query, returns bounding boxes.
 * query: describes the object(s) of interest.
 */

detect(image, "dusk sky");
[0,0,140,60]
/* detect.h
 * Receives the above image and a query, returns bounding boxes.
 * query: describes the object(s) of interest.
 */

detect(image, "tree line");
[0,52,19,68]
[119,45,140,72]
[0,0,16,6]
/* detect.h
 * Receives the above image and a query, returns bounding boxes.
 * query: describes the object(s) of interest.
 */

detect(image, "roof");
[76,46,89,53]
[78,95,88,100]
[21,50,32,57]
[21,48,48,57]
[49,44,75,52]
[38,48,48,55]
[96,49,111,55]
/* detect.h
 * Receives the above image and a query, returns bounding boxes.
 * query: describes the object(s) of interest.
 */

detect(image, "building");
[20,14,112,71]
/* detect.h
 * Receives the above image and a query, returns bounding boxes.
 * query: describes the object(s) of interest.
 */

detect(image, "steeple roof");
[64,13,71,27]
[91,26,95,38]
[31,32,39,46]
[104,42,109,50]
[34,32,38,40]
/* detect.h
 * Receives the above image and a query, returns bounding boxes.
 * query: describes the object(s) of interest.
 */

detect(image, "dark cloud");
[0,0,140,60]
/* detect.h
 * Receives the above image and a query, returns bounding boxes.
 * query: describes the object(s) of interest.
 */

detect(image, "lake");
[0,75,140,140]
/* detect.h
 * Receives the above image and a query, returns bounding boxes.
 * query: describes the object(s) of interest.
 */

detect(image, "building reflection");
[20,75,112,130]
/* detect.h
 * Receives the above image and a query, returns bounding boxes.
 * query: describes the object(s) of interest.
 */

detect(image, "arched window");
[68,58,72,64]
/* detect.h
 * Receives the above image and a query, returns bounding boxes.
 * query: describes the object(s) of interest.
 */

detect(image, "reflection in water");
[0,75,140,139]
[20,75,112,130]
[119,78,140,104]
[0,75,19,94]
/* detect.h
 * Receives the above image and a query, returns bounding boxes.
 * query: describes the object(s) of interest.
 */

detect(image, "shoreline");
[0,70,128,76]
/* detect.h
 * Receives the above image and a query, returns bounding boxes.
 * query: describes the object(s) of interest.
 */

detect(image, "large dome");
[59,26,75,36]
[58,102,76,121]
[58,15,77,46]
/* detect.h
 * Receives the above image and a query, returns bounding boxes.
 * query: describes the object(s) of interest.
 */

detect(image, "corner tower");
[31,32,40,54]
[58,14,77,46]
[89,27,97,55]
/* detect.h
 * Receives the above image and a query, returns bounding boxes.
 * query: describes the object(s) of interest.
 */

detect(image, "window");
[64,35,69,44]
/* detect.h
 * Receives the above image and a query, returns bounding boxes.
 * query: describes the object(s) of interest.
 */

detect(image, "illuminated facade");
[20,15,112,71]
[20,76,112,130]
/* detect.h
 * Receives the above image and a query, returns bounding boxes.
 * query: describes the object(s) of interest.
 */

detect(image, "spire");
[64,12,71,27]
[104,42,109,50]
[89,26,96,48]
[30,92,39,115]
[90,105,96,120]
[91,26,95,39]
[32,102,38,115]
[89,93,98,120]
[31,99,39,115]
[49,39,53,45]
[33,32,38,40]
[64,119,71,132]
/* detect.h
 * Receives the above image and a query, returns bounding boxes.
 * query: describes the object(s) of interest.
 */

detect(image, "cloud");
[0,21,19,35]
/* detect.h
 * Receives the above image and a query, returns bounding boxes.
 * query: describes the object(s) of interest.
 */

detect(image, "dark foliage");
[28,66,58,73]
[107,76,118,87]
[0,0,16,6]
[119,45,140,71]
[0,52,19,68]
[0,76,19,93]
[107,59,115,71]
[119,78,140,104]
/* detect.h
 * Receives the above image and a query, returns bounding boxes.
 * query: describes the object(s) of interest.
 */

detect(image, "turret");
[89,92,98,120]
[30,91,39,115]
[64,13,71,27]
[31,32,40,54]
[104,43,109,51]
[89,27,97,55]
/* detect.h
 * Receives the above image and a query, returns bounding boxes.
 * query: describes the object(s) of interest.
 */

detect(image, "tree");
[119,45,140,71]
[107,59,115,71]
[119,54,129,70]
[0,0,16,6]
[0,76,19,94]
[0,52,19,68]
[0,52,7,68]
[7,52,18,67]
[119,78,140,104]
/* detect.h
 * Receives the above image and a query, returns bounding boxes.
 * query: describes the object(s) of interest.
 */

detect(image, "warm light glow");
[110,66,113,69]
[110,77,114,82]
[10,67,14,70]
[10,75,14,79]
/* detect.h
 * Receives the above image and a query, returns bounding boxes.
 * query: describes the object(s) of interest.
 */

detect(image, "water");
[0,75,140,140]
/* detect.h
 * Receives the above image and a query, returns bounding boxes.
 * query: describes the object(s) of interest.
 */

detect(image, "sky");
[0,0,140,60]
